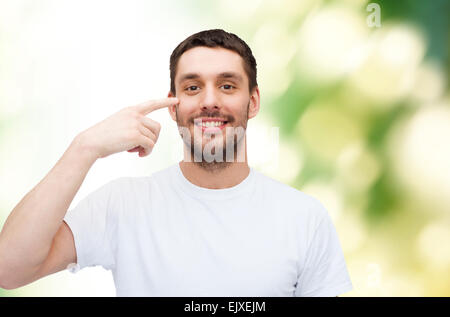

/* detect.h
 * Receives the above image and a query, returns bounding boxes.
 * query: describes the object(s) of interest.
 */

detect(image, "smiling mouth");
[193,120,229,133]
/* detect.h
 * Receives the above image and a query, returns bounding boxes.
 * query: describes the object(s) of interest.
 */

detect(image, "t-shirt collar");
[171,162,255,201]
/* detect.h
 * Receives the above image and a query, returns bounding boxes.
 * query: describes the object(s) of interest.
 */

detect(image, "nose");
[200,85,220,111]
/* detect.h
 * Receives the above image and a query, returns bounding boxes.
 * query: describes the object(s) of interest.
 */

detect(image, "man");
[0,29,353,296]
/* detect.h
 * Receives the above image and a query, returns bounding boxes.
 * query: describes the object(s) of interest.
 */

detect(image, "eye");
[221,84,234,90]
[185,86,199,91]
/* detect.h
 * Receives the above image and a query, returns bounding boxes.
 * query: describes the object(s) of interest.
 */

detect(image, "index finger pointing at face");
[137,97,179,115]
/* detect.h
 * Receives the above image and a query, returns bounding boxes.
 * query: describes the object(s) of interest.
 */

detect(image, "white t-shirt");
[63,163,353,297]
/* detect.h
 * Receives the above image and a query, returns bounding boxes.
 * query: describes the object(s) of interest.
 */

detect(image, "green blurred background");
[0,0,449,296]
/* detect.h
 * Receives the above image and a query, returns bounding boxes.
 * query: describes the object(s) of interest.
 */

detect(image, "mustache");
[188,111,233,123]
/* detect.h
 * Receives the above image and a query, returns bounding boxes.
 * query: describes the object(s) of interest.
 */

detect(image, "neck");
[179,136,250,189]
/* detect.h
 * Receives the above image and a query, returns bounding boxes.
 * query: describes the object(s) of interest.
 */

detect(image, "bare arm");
[0,97,179,290]
[0,136,97,289]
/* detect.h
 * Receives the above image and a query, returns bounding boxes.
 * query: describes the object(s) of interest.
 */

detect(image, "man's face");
[168,46,259,163]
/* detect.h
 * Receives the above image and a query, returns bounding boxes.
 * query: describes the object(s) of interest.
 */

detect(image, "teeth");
[199,121,224,127]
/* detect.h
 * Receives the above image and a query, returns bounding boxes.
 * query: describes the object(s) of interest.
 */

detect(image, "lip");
[193,119,228,133]
[194,119,228,133]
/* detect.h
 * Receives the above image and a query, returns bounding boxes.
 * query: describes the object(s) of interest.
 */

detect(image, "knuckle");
[133,121,141,130]
[142,126,151,137]
[126,109,140,119]
[132,117,142,128]
[124,106,137,115]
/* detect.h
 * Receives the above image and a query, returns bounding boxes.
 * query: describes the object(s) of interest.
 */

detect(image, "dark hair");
[169,29,257,95]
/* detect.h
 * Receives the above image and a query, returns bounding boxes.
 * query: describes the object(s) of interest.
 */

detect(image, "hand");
[77,97,179,159]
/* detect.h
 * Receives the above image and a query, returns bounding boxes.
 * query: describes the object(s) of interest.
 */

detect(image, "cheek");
[177,97,198,111]
[175,100,197,122]
[228,95,249,114]
[230,91,249,103]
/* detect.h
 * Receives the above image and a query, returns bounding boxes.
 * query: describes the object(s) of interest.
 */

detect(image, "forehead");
[175,46,247,83]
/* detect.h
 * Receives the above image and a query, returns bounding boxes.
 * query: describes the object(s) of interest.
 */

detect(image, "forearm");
[0,133,98,271]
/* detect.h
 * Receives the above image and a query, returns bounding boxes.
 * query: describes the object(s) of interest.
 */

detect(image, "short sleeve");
[295,206,353,297]
[63,179,120,272]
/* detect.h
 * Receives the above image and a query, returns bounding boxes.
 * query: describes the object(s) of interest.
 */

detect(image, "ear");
[167,91,177,122]
[247,86,260,120]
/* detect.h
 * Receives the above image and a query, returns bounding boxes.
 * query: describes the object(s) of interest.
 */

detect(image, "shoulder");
[99,165,175,198]
[95,176,146,195]
[107,164,175,187]
[253,169,323,207]
[253,169,329,220]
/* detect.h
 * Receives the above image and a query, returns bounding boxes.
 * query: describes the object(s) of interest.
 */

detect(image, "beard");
[176,101,250,173]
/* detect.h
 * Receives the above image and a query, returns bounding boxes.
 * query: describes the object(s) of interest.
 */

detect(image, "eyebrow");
[178,72,244,84]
